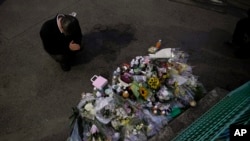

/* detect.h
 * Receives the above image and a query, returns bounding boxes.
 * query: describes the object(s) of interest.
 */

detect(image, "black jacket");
[40,14,82,55]
[232,17,250,48]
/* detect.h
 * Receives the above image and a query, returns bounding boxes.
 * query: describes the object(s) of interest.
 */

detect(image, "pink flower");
[90,124,99,134]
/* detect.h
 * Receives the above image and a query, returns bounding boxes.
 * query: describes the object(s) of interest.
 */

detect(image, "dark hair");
[61,15,79,36]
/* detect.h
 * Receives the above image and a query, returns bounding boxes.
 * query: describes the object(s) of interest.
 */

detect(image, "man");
[229,9,250,58]
[40,13,83,71]
[233,9,250,46]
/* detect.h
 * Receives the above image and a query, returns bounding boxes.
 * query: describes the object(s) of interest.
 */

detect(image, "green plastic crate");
[172,81,250,141]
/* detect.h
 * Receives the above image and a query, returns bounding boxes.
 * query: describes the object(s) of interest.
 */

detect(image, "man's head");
[60,15,80,36]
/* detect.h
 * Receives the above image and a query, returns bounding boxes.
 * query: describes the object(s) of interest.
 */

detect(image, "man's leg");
[50,54,71,71]
[60,52,77,71]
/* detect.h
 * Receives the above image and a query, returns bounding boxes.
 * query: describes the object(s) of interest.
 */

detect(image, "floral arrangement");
[69,42,206,141]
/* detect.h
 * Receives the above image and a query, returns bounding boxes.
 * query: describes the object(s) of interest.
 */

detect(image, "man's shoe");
[60,63,71,71]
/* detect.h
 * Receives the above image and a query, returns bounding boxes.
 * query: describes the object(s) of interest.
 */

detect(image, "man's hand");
[69,40,81,51]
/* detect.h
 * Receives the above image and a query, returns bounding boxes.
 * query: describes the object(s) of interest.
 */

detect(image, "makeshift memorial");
[69,41,206,141]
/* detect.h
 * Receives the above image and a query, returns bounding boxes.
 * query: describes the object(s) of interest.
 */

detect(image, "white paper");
[149,48,173,58]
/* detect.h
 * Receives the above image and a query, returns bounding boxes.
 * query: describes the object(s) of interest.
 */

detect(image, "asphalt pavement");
[0,0,250,141]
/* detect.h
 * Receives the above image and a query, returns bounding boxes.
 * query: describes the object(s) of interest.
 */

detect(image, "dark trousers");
[50,52,76,66]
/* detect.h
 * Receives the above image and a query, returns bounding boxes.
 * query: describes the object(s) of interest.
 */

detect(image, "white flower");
[84,103,93,111]
[84,103,96,116]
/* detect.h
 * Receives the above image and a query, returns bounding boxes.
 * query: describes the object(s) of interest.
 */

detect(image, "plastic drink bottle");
[156,39,162,49]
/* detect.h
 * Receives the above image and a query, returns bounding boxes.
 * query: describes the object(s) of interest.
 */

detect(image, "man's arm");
[40,23,57,50]
[70,20,83,51]
[69,40,81,51]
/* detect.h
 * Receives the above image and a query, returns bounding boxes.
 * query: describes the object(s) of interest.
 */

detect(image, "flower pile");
[69,45,205,141]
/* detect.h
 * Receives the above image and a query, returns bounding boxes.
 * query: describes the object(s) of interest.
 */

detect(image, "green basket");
[172,81,250,141]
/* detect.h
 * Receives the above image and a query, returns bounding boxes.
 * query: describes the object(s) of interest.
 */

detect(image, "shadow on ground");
[73,23,137,66]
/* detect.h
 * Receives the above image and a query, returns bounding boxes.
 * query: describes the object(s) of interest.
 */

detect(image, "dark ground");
[0,0,250,141]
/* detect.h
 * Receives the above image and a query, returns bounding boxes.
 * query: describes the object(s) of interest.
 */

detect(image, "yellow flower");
[147,77,160,90]
[121,118,130,125]
[139,87,148,99]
